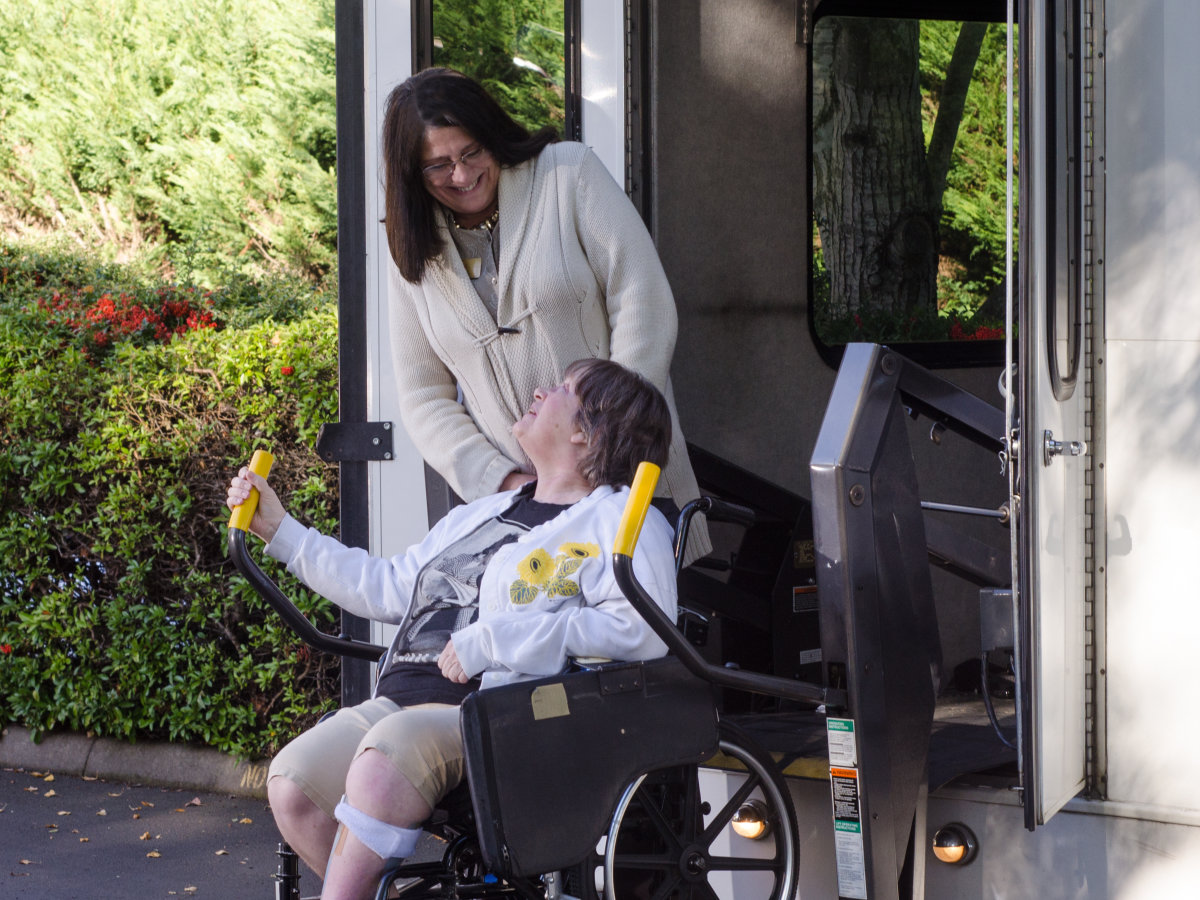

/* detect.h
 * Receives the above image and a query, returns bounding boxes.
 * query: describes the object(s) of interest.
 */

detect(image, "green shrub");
[0,0,337,282]
[0,242,342,757]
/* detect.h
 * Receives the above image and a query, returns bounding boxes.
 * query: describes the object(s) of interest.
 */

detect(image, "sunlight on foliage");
[0,0,337,283]
[432,0,566,134]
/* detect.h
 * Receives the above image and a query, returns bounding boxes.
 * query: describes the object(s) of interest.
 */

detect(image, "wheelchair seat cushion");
[460,656,718,877]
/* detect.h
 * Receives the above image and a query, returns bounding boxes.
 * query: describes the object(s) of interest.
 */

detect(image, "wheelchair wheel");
[598,721,799,900]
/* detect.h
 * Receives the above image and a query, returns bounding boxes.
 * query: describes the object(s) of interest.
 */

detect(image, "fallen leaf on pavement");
[184,887,198,893]
[140,831,151,840]
[238,817,253,825]
[79,837,89,843]
[140,801,154,808]
[43,790,56,798]
[82,775,98,782]
[23,786,38,793]
[147,850,161,858]
[56,810,70,816]
[186,797,202,807]
[215,849,229,855]
[42,774,54,782]
[97,809,107,816]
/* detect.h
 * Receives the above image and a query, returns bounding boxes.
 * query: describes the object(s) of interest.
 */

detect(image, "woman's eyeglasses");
[421,145,488,185]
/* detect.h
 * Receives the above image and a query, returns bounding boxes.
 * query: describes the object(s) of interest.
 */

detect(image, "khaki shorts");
[268,698,463,817]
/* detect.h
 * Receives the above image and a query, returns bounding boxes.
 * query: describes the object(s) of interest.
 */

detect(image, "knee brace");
[333,797,423,861]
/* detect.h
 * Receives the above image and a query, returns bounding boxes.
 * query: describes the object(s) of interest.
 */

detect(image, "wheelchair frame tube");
[227,529,387,662]
[227,449,387,663]
[615,463,845,707]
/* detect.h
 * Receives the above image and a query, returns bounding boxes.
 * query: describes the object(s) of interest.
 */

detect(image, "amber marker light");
[931,823,978,865]
[731,799,772,840]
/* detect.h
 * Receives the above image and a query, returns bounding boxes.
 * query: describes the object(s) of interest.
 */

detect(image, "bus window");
[430,0,568,136]
[810,9,1013,368]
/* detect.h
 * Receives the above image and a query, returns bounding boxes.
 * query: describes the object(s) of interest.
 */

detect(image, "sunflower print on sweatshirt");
[509,542,601,605]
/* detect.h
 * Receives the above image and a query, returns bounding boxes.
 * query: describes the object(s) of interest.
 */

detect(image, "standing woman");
[382,68,708,559]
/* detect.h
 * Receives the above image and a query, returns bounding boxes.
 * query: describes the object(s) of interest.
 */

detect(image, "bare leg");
[320,748,433,900]
[268,774,339,879]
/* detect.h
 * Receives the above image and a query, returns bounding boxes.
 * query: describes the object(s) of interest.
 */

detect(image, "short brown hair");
[382,68,558,282]
[565,359,671,488]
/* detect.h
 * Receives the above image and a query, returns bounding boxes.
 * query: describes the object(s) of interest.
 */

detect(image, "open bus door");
[1013,0,1090,830]
[334,1,633,702]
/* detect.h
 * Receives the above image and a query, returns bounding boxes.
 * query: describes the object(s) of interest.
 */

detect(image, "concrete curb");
[0,725,270,799]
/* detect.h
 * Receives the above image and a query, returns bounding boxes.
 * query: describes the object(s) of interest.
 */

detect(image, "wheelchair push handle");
[226,450,386,663]
[614,461,844,708]
[614,461,661,559]
[227,448,275,533]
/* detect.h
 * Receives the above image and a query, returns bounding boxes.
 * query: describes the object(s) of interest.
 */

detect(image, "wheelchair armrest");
[674,496,756,574]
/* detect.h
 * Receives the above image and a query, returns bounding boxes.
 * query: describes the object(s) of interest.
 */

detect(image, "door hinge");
[316,421,395,462]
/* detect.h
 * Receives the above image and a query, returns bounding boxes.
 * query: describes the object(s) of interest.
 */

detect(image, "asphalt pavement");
[0,725,318,900]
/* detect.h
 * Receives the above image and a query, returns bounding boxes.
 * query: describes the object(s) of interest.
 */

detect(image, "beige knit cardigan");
[387,142,707,556]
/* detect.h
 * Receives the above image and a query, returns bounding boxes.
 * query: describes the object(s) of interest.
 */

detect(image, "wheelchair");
[228,457,836,900]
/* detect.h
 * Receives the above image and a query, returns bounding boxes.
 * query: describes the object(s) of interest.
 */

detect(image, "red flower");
[280,366,295,376]
[1,644,12,654]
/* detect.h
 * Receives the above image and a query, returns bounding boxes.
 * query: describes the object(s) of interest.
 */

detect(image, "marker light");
[931,823,978,865]
[731,799,772,840]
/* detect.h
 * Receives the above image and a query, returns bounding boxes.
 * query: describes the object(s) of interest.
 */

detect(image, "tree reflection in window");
[431,0,566,136]
[811,15,1013,361]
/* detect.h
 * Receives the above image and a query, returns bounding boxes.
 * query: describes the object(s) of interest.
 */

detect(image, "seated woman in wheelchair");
[225,358,678,900]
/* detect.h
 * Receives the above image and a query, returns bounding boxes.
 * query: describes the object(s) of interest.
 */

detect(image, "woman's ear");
[569,428,589,446]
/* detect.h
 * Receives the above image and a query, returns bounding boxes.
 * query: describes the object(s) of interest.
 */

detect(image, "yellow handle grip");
[227,449,275,532]
[614,461,660,558]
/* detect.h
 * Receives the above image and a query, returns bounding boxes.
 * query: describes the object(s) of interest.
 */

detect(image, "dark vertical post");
[334,0,373,708]
[564,0,583,142]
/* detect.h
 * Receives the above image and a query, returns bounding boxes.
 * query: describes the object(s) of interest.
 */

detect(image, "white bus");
[316,1,1200,896]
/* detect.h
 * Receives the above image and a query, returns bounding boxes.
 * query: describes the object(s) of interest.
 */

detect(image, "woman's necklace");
[450,207,499,233]
[449,206,500,280]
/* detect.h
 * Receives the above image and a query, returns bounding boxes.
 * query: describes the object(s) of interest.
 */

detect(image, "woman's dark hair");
[565,359,672,489]
[382,68,559,282]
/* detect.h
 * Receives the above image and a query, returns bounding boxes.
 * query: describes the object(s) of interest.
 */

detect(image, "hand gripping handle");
[227,449,275,532]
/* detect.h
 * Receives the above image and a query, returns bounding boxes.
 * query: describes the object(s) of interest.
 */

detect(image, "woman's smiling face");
[420,125,500,227]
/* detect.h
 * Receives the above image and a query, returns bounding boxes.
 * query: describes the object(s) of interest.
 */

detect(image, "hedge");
[0,242,343,758]
[0,0,337,282]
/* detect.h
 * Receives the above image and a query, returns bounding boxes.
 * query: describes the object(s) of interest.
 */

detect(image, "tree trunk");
[813,19,986,321]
